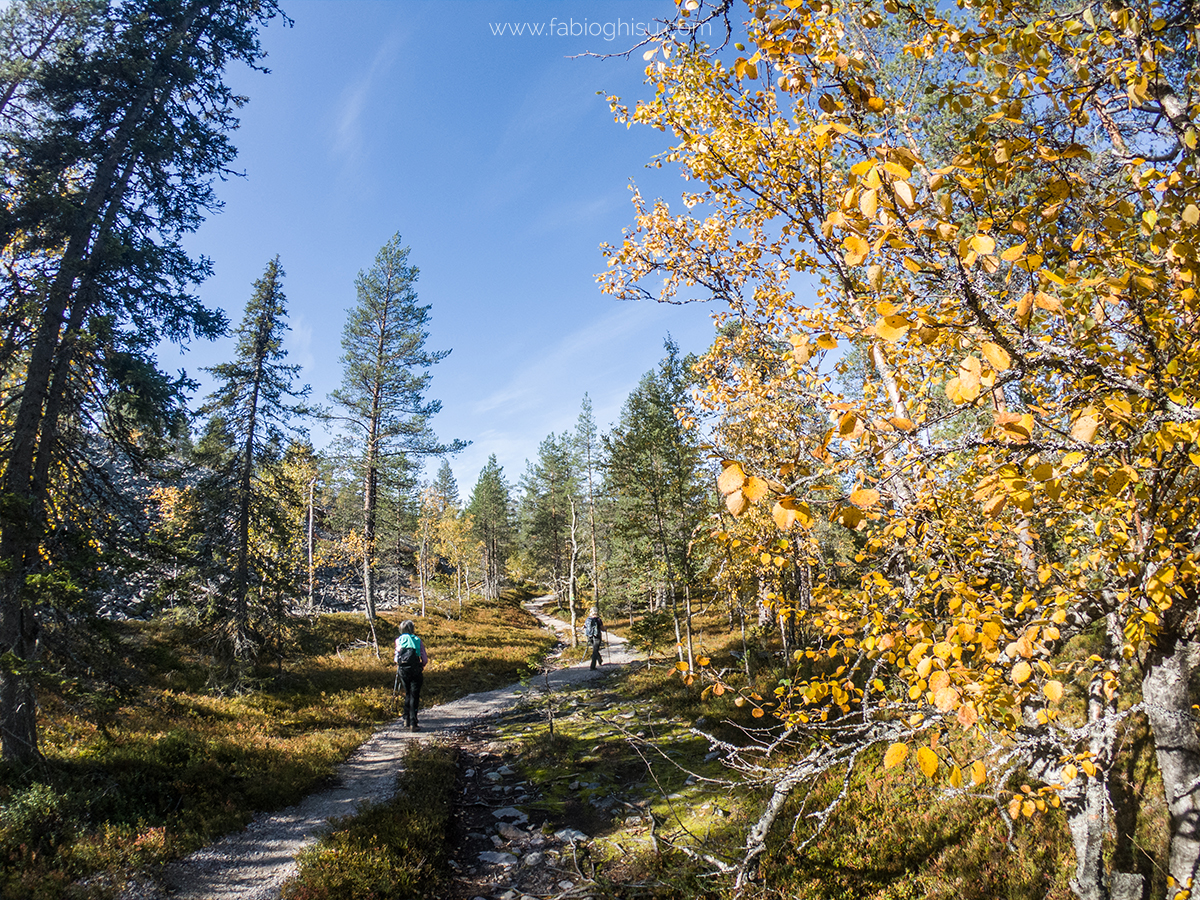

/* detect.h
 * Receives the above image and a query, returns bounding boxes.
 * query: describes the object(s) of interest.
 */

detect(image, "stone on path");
[492,806,528,823]
[477,850,518,866]
[496,821,525,841]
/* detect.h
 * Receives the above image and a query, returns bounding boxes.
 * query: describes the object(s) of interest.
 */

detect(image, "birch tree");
[602,0,1200,892]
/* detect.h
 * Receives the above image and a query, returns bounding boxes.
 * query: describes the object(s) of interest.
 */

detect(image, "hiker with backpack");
[394,620,428,731]
[584,607,605,670]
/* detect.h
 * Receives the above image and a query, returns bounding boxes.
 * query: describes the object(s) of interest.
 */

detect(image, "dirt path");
[120,601,638,900]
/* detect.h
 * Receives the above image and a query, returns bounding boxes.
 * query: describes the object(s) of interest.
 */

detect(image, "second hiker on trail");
[584,607,605,670]
[394,620,428,732]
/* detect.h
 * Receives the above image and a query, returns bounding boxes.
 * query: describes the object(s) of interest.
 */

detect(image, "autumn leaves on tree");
[603,0,1200,895]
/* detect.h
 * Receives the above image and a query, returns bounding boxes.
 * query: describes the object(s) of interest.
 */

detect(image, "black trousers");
[399,667,424,724]
[590,638,603,669]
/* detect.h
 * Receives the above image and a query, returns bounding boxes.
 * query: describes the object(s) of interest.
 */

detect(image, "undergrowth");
[471,602,1169,900]
[0,590,552,900]
[281,741,458,900]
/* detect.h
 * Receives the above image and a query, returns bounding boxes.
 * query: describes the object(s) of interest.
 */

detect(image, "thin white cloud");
[472,303,658,416]
[287,315,315,373]
[330,30,406,165]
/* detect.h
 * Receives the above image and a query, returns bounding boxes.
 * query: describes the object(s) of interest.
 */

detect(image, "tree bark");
[1143,637,1200,899]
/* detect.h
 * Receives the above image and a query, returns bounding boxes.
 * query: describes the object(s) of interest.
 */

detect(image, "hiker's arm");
[420,644,428,666]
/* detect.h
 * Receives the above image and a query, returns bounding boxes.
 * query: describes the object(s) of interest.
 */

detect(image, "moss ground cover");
[0,590,552,900]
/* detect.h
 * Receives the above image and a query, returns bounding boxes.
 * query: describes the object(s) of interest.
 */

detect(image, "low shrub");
[282,741,458,900]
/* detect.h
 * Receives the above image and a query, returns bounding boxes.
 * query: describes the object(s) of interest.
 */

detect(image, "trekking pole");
[392,666,400,712]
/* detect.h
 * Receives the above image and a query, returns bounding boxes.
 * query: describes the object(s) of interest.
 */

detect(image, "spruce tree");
[518,434,578,605]
[198,256,308,663]
[467,455,513,602]
[329,233,464,623]
[0,0,285,763]
[432,458,459,513]
[603,339,709,665]
[573,394,604,611]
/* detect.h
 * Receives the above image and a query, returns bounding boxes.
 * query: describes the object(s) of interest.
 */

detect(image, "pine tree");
[0,0,285,764]
[198,257,308,664]
[467,455,513,602]
[329,233,464,624]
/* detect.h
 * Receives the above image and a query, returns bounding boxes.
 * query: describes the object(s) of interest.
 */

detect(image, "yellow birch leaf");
[860,188,878,218]
[945,375,964,403]
[929,670,951,692]
[751,707,765,718]
[971,760,987,785]
[1062,763,1078,783]
[981,341,1011,372]
[844,233,870,265]
[949,765,964,788]
[867,264,884,289]
[875,314,912,342]
[816,333,838,350]
[790,334,815,365]
[1071,414,1100,443]
[743,476,771,503]
[838,411,859,436]
[884,742,909,768]
[917,746,940,777]
[725,489,749,517]
[1043,680,1064,702]
[1000,241,1028,261]
[893,179,916,208]
[958,356,982,401]
[849,487,881,508]
[772,501,797,531]
[957,702,979,727]
[934,686,960,711]
[1012,661,1033,684]
[890,416,916,431]
[1016,293,1034,328]
[969,234,996,255]
[717,462,746,495]
[840,506,865,528]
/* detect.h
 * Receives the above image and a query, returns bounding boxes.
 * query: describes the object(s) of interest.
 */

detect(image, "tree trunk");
[568,499,580,647]
[362,440,377,622]
[1143,637,1200,898]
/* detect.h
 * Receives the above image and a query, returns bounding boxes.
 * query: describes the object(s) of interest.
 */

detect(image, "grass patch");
[0,590,553,900]
[281,741,458,900]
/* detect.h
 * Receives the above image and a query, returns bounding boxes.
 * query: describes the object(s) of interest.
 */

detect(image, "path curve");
[120,601,638,900]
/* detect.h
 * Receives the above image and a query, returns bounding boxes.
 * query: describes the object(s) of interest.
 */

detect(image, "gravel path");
[119,602,638,900]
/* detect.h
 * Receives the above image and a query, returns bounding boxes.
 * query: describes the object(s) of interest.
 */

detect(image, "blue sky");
[174,1,728,493]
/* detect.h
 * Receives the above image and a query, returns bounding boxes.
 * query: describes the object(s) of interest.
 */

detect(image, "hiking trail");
[118,598,638,900]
